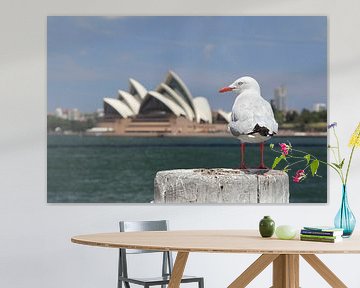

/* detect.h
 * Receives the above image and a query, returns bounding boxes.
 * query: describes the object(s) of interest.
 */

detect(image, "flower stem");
[333,127,345,183]
[345,130,360,185]
[285,159,307,169]
[333,127,342,166]
[345,145,356,185]
[330,147,339,164]
[279,147,344,182]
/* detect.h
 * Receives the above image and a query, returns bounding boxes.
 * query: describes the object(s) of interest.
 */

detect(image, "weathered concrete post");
[154,168,289,204]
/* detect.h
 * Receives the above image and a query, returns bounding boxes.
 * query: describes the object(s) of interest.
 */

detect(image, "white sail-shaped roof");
[164,70,194,110]
[139,91,187,117]
[129,78,147,100]
[193,97,213,124]
[103,98,134,118]
[217,109,232,123]
[156,83,195,121]
[118,90,140,114]
[103,71,219,124]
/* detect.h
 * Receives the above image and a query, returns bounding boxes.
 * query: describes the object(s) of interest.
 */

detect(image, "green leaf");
[272,154,285,169]
[332,162,340,168]
[339,158,345,169]
[332,159,345,169]
[269,143,274,149]
[304,154,311,164]
[310,159,319,176]
[272,157,281,169]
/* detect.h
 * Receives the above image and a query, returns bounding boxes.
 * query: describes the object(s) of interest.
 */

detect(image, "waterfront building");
[67,108,82,121]
[96,108,104,118]
[55,107,66,119]
[96,70,229,135]
[313,103,327,112]
[54,107,83,121]
[274,85,287,112]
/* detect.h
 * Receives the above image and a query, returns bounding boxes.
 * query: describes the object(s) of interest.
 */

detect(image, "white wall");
[1,0,360,287]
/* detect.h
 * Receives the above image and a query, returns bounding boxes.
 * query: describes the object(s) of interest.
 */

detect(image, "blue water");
[47,135,327,203]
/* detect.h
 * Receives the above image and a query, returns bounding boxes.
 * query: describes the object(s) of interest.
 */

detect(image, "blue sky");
[47,16,327,113]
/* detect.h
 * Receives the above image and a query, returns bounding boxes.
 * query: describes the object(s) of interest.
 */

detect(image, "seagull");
[219,76,278,169]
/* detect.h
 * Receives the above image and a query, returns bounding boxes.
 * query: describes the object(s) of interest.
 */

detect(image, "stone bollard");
[154,168,289,204]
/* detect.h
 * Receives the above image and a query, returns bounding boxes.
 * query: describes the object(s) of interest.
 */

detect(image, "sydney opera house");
[93,71,231,136]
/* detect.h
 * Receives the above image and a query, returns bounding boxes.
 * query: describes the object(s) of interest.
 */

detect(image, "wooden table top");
[71,230,360,254]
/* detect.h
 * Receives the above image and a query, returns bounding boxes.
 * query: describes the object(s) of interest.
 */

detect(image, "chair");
[118,220,204,288]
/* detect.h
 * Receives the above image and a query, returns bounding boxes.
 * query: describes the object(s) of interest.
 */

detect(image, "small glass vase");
[334,185,356,237]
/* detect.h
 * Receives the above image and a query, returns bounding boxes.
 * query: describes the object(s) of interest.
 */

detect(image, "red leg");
[258,142,268,169]
[240,143,247,169]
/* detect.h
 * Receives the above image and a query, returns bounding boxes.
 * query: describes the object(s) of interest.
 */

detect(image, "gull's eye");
[237,81,243,86]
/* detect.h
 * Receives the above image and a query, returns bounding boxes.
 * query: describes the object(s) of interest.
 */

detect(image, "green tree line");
[274,109,327,131]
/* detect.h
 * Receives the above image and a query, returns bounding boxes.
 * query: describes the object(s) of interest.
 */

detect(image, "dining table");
[71,229,360,288]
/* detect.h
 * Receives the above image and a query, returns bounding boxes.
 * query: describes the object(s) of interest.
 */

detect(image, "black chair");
[118,220,204,288]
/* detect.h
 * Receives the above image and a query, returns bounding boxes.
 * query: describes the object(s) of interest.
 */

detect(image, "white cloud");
[203,44,215,59]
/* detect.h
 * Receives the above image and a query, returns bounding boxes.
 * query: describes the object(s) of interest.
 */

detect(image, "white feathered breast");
[229,90,278,142]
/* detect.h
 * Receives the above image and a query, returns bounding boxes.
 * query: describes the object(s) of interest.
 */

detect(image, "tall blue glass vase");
[334,185,356,237]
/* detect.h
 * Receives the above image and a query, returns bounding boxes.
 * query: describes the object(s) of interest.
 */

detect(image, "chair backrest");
[120,220,168,232]
[118,220,174,284]
[119,220,168,254]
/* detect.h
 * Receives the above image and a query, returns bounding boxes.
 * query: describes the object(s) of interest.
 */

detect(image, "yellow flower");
[349,122,360,147]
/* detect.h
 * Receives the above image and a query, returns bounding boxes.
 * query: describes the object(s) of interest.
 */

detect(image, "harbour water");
[47,135,327,203]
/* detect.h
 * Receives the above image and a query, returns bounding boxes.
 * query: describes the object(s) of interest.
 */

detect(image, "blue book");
[302,226,343,236]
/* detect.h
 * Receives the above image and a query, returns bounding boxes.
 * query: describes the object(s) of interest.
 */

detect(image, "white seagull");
[219,76,278,169]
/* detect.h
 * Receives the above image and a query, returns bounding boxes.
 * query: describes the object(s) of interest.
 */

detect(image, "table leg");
[168,252,189,288]
[228,254,279,288]
[272,254,299,288]
[301,254,347,288]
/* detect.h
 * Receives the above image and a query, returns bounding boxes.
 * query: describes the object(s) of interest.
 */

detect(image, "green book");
[300,234,340,240]
[300,235,342,243]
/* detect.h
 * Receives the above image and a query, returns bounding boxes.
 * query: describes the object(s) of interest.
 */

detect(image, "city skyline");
[48,93,327,116]
[48,16,327,113]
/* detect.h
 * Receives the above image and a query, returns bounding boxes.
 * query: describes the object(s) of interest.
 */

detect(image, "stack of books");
[300,226,344,243]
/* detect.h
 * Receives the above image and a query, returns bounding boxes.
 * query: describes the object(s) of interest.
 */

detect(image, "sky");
[47,16,327,113]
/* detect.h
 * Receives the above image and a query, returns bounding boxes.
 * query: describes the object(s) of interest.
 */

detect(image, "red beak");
[219,86,234,93]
